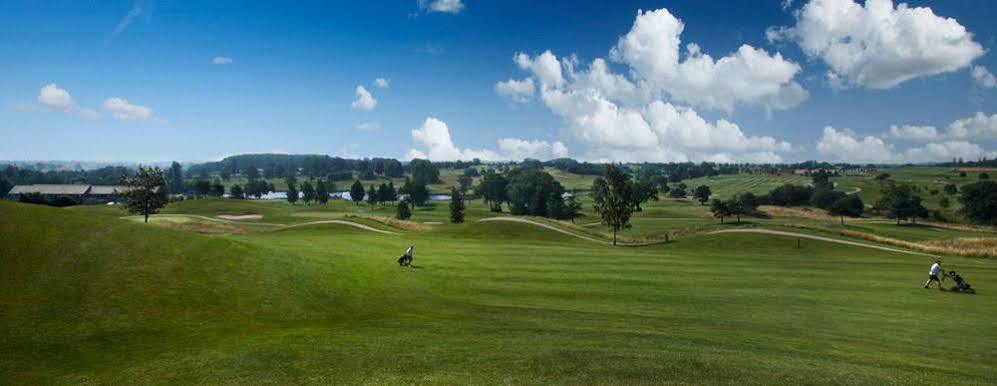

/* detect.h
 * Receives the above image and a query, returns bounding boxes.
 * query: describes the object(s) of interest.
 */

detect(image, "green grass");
[2,200,996,383]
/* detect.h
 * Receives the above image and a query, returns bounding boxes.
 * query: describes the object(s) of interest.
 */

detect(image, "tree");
[939,196,950,209]
[505,169,566,217]
[301,181,316,204]
[377,183,390,205]
[727,192,759,223]
[959,181,997,225]
[230,184,245,199]
[194,180,211,197]
[349,179,365,206]
[316,179,329,204]
[563,193,583,223]
[286,181,299,205]
[168,161,185,194]
[693,185,712,205]
[981,173,991,180]
[367,184,378,209]
[876,183,928,224]
[810,188,846,210]
[0,176,11,196]
[475,173,508,212]
[449,187,465,223]
[396,200,412,220]
[410,159,440,184]
[210,181,225,197]
[458,174,473,193]
[812,170,833,190]
[710,199,731,224]
[875,173,891,181]
[385,182,398,203]
[630,181,659,211]
[592,164,634,245]
[408,181,430,206]
[943,184,958,195]
[828,195,864,226]
[668,183,687,198]
[119,166,167,223]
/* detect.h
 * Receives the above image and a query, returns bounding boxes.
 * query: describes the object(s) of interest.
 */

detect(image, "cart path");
[709,229,936,257]
[478,217,655,246]
[279,220,399,235]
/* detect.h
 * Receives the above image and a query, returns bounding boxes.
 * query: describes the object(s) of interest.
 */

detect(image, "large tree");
[710,199,731,224]
[349,179,365,206]
[316,180,329,205]
[563,193,583,223]
[693,185,712,205]
[876,183,928,224]
[591,164,634,246]
[408,181,430,206]
[475,173,508,212]
[286,181,299,205]
[409,158,440,184]
[301,181,316,204]
[168,161,184,194]
[959,181,997,225]
[230,184,245,199]
[396,199,412,220]
[449,186,465,223]
[367,184,378,209]
[828,195,864,226]
[120,166,167,224]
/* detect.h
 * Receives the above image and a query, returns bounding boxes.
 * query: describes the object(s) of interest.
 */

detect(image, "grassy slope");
[2,200,996,383]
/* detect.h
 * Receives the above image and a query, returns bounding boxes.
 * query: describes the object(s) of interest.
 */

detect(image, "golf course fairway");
[2,200,995,383]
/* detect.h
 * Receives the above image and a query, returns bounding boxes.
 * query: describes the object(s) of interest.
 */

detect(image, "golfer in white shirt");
[924,260,944,290]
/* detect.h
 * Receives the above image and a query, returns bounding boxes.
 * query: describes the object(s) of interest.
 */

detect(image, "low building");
[6,184,133,205]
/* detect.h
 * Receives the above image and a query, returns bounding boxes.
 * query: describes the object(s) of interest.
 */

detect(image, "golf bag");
[946,271,975,294]
[397,254,412,267]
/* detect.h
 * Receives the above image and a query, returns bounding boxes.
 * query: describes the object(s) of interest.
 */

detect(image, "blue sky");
[1,0,995,163]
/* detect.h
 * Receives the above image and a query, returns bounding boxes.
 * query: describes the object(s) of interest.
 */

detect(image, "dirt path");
[478,217,655,246]
[847,187,862,195]
[279,220,399,235]
[709,229,936,257]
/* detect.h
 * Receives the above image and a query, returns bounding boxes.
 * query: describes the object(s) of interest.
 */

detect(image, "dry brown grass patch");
[759,205,836,221]
[345,214,431,232]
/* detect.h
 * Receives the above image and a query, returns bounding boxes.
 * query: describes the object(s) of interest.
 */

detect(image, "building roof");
[89,185,130,195]
[8,184,91,195]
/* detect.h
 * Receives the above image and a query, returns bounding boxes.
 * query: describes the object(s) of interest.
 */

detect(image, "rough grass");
[344,214,432,232]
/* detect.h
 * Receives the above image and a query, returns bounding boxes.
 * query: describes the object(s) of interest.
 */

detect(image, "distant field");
[680,174,810,197]
[3,200,996,383]
[833,167,973,211]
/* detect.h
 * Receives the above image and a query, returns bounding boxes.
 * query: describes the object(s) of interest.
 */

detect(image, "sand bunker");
[217,214,263,221]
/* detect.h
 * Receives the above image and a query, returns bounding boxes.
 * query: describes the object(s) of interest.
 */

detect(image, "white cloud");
[946,112,997,140]
[609,8,807,111]
[494,77,535,103]
[351,85,377,112]
[497,138,568,160]
[782,0,794,11]
[515,50,564,88]
[38,84,74,111]
[103,97,154,121]
[818,126,997,163]
[887,124,938,141]
[817,127,897,163]
[972,66,996,89]
[212,56,233,65]
[421,0,464,14]
[772,0,984,89]
[356,121,380,131]
[374,77,390,88]
[405,117,571,161]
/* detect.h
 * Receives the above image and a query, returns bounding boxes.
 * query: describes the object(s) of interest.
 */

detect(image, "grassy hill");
[2,200,996,383]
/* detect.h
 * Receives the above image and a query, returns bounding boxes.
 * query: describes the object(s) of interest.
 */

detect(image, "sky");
[1,0,996,164]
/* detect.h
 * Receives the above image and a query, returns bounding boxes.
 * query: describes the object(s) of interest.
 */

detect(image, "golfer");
[924,260,944,290]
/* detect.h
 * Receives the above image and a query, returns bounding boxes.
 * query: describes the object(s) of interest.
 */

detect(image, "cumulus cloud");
[818,125,997,163]
[770,0,984,89]
[374,77,390,88]
[498,138,569,160]
[501,15,798,162]
[356,121,380,131]
[887,124,938,141]
[103,97,154,121]
[972,66,996,89]
[610,8,807,111]
[494,77,535,103]
[212,56,233,65]
[351,85,377,112]
[419,0,463,14]
[946,112,997,140]
[38,84,74,111]
[405,117,570,161]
